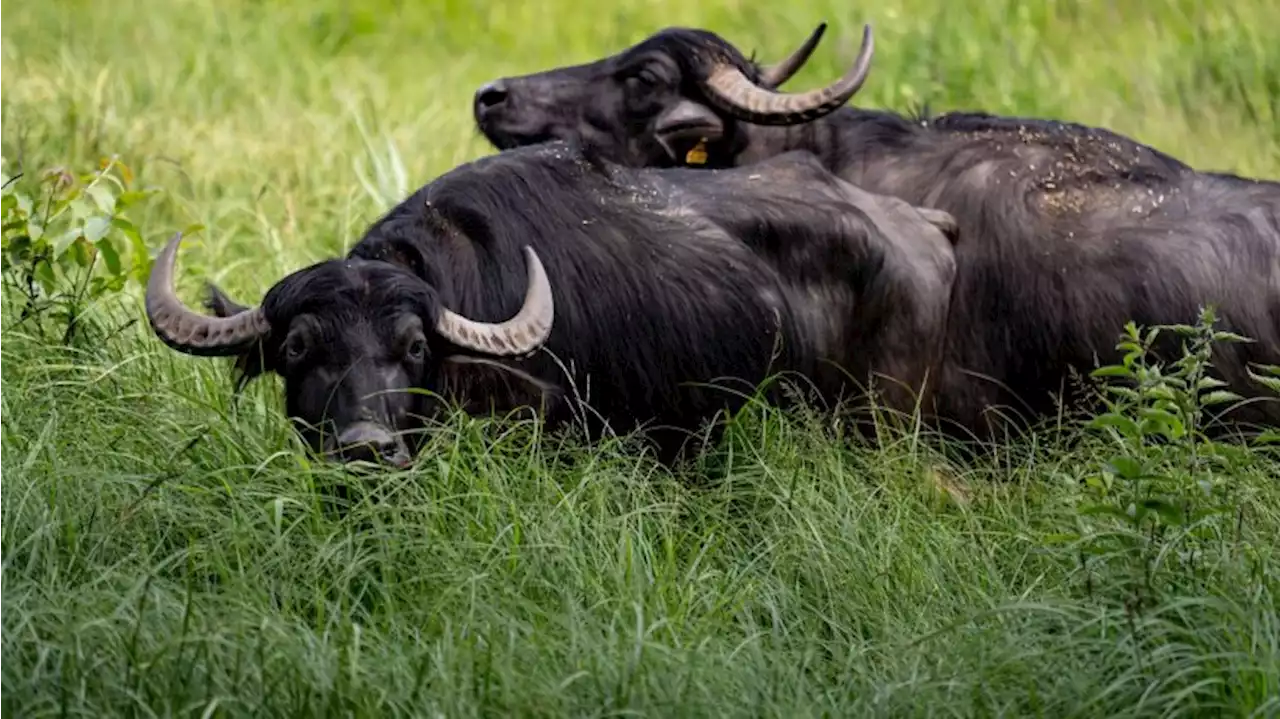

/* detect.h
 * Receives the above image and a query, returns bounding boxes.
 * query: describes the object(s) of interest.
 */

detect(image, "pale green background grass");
[3,0,1279,716]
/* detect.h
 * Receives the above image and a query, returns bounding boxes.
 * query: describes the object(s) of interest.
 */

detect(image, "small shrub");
[1,155,174,346]
[1064,307,1263,612]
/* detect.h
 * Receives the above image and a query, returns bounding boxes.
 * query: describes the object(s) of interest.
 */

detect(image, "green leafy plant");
[1067,306,1258,612]
[1,155,164,345]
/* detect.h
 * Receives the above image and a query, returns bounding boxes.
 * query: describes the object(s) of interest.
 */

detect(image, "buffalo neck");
[736,108,930,199]
[734,105,1230,214]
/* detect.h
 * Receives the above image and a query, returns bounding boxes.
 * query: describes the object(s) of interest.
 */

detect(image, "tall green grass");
[3,0,1279,715]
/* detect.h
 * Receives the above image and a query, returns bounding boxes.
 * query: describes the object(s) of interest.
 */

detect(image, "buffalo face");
[145,233,555,468]
[268,296,429,467]
[474,23,874,168]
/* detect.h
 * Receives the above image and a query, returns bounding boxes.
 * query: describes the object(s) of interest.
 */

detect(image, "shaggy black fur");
[472,24,1280,437]
[195,144,958,463]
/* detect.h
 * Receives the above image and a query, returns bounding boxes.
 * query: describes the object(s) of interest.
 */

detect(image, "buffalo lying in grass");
[146,143,961,466]
[473,22,1280,435]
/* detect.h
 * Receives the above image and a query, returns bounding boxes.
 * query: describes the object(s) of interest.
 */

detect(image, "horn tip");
[521,244,542,266]
[153,231,187,273]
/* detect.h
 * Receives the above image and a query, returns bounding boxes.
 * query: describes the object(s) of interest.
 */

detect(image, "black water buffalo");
[473,22,1280,434]
[145,143,961,466]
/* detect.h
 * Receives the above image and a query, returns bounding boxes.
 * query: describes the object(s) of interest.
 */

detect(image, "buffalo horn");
[757,23,828,89]
[434,245,554,357]
[701,23,874,125]
[145,232,271,356]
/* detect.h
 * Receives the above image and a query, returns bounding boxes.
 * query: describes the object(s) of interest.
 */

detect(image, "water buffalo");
[145,143,961,466]
[473,22,1280,435]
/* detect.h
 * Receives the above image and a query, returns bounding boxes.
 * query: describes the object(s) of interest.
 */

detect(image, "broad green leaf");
[34,259,57,294]
[1140,415,1185,440]
[83,215,112,243]
[95,237,123,275]
[68,197,95,221]
[1139,406,1182,425]
[70,237,95,267]
[1104,386,1139,400]
[1104,456,1147,479]
[1200,390,1243,406]
[86,183,116,214]
[1084,474,1112,491]
[1139,498,1186,526]
[1254,429,1280,445]
[50,227,81,257]
[1247,366,1280,393]
[56,247,78,272]
[5,234,31,259]
[1088,414,1140,437]
[127,231,152,284]
[1077,504,1133,521]
[111,216,142,240]
[1196,376,1228,391]
[43,201,73,226]
[115,188,158,207]
[1212,331,1254,344]
[1091,366,1132,378]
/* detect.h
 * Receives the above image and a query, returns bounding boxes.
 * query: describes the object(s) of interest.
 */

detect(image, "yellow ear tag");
[685,139,708,165]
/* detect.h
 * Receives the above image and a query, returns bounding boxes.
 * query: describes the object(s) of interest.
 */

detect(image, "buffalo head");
[145,233,555,467]
[474,22,873,168]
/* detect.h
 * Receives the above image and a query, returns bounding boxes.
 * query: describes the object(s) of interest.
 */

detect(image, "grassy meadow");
[3,0,1280,715]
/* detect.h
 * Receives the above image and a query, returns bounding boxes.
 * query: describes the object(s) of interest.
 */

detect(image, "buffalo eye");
[393,314,427,363]
[283,333,307,364]
[405,337,427,361]
[623,66,664,96]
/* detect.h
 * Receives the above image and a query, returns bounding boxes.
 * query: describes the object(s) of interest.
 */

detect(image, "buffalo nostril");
[334,423,406,466]
[474,80,509,113]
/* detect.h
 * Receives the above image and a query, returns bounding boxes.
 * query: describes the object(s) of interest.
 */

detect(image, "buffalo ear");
[577,137,617,174]
[206,283,252,317]
[654,100,725,164]
[359,238,428,279]
[201,282,272,389]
